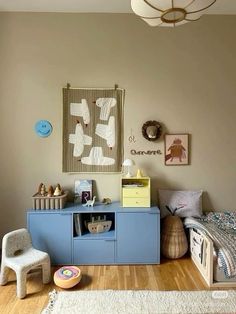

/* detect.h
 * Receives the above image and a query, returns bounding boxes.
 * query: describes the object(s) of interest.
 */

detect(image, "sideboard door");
[27,213,72,265]
[116,211,159,264]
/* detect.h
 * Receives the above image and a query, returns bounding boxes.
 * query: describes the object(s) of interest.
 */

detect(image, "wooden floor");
[0,257,234,314]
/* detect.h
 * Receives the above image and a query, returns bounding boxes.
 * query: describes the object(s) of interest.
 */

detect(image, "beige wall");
[0,13,236,239]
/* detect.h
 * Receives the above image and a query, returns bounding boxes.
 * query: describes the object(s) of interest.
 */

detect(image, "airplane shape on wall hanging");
[69,122,92,157]
[70,99,90,125]
[96,98,116,121]
[95,116,115,148]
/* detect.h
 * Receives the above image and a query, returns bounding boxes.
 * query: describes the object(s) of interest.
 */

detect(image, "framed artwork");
[63,87,124,173]
[81,191,91,204]
[164,134,189,166]
[74,180,93,204]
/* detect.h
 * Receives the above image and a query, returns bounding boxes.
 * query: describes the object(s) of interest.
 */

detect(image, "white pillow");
[158,189,203,218]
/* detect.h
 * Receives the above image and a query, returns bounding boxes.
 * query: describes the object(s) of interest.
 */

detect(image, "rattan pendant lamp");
[131,0,217,27]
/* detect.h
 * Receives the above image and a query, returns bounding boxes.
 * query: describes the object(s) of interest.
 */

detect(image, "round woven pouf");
[54,266,82,289]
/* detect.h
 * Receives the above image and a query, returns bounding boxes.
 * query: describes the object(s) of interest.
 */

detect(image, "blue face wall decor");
[34,120,53,137]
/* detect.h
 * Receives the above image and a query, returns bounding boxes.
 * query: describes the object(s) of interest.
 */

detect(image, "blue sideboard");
[27,202,160,265]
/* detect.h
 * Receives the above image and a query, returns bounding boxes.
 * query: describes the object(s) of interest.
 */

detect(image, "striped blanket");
[184,212,236,278]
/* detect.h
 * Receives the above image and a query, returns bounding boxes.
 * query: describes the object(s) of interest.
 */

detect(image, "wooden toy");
[47,185,54,197]
[87,215,112,234]
[54,184,62,196]
[102,198,112,205]
[83,196,96,207]
[38,183,43,194]
[40,184,47,196]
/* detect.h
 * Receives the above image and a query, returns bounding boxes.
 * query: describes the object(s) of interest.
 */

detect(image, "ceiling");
[0,0,236,15]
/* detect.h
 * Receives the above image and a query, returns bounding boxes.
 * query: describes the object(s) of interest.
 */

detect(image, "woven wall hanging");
[63,85,124,173]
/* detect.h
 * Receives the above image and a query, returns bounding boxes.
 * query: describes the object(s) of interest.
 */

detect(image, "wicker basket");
[32,191,68,210]
[161,215,188,259]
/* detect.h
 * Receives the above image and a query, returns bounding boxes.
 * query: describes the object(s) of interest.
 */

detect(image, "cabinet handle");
[105,239,116,242]
[60,213,71,215]
[148,212,158,215]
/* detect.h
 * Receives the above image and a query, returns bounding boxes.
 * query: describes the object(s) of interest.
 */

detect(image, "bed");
[184,212,236,287]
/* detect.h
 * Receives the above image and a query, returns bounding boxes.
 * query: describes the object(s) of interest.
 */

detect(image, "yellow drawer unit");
[121,177,151,207]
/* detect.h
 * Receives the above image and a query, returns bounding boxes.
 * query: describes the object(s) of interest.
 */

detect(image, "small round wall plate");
[34,120,53,137]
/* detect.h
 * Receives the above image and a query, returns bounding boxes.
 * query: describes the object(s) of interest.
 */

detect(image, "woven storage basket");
[161,215,188,259]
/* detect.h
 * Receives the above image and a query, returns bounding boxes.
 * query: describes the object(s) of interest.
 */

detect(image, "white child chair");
[0,228,51,298]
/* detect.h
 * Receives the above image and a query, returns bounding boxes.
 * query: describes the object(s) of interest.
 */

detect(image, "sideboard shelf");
[27,202,160,265]
[74,230,116,240]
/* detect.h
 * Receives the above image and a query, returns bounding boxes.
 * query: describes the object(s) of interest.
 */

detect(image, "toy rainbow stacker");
[54,266,82,289]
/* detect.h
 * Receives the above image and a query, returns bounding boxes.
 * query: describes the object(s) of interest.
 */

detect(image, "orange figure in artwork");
[166,138,186,163]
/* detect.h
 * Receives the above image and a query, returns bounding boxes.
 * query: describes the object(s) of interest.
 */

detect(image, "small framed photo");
[164,134,189,166]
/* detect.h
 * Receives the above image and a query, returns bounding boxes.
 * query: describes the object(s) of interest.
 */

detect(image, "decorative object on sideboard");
[164,134,189,166]
[122,159,135,177]
[131,0,217,28]
[32,184,68,210]
[102,198,112,205]
[136,169,143,178]
[74,180,93,204]
[83,196,96,207]
[53,184,62,196]
[38,183,43,194]
[39,183,47,196]
[142,120,162,141]
[47,185,54,197]
[87,215,112,234]
[34,120,53,137]
[161,206,188,259]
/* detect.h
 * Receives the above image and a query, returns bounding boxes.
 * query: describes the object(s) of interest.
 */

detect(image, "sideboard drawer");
[73,239,115,265]
[122,197,150,207]
[122,188,149,198]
